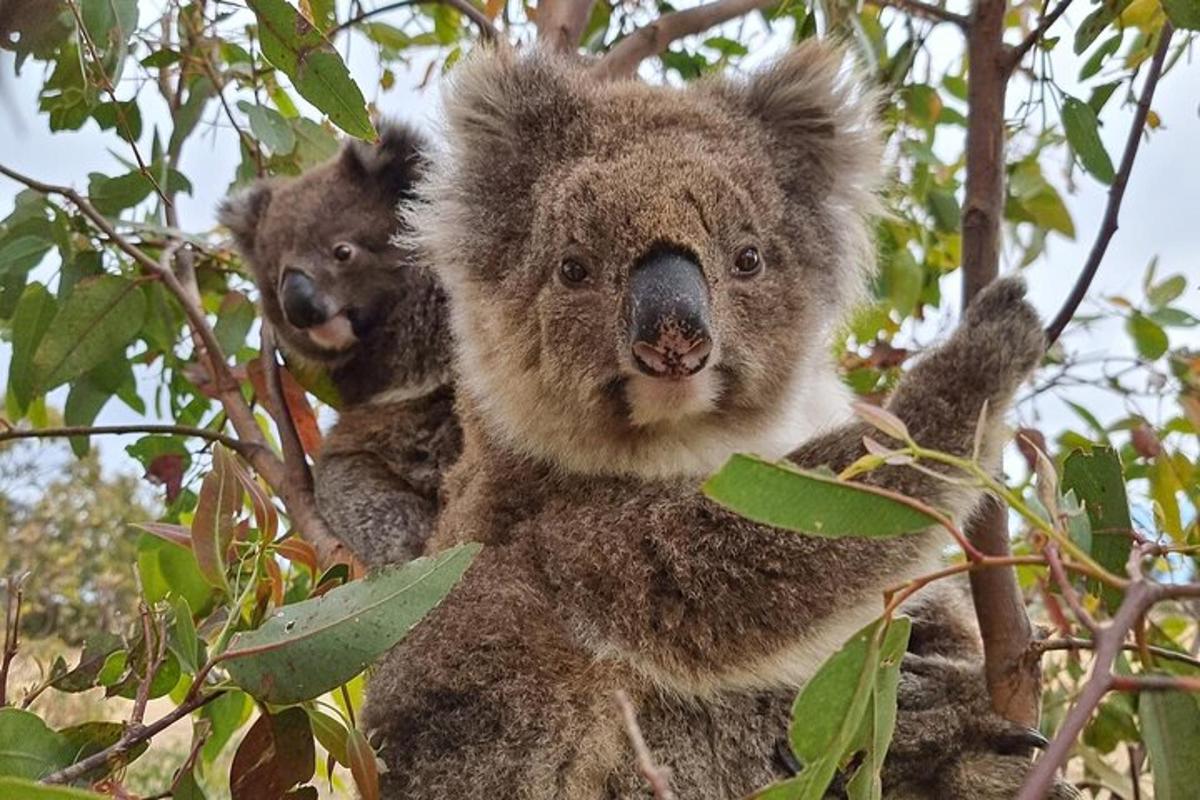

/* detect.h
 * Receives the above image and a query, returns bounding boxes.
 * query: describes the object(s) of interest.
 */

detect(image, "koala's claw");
[996,726,1050,754]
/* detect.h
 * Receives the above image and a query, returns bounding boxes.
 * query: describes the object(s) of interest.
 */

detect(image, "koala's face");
[221,125,451,404]
[417,44,882,477]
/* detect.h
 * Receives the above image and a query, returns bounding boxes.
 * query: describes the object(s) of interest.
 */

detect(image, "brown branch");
[1035,640,1200,671]
[1045,545,1100,634]
[0,574,26,708]
[0,423,257,455]
[42,689,225,785]
[591,0,775,80]
[959,0,1042,731]
[130,602,168,728]
[535,0,598,52]
[1044,24,1174,344]
[615,690,676,800]
[329,0,497,40]
[1111,674,1200,693]
[1005,0,1074,72]
[869,0,969,28]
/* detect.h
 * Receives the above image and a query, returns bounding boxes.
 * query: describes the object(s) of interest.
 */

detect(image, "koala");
[357,44,1070,799]
[218,123,461,566]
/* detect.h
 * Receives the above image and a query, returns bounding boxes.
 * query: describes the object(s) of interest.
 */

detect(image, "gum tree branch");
[591,0,776,80]
[0,423,256,455]
[1005,0,1074,71]
[1044,24,1174,344]
[329,0,498,40]
[0,574,26,708]
[1036,639,1200,672]
[535,0,598,52]
[870,0,969,28]
[959,0,1041,730]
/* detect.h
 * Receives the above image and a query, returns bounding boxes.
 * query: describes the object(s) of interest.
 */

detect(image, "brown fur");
[363,43,1069,798]
[218,123,461,565]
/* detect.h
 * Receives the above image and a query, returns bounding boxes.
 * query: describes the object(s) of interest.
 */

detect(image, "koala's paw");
[956,276,1046,388]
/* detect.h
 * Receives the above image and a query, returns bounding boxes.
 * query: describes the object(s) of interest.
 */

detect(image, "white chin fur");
[306,315,356,351]
[626,371,721,427]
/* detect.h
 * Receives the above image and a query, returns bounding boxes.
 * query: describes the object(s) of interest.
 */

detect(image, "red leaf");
[248,360,324,458]
[230,707,316,800]
[346,726,380,800]
[1130,423,1162,459]
[276,538,319,575]
[132,521,193,549]
[145,453,186,502]
[1015,427,1048,472]
[192,445,243,591]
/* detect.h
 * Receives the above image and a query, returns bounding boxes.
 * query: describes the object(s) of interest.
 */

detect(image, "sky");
[0,1,1198,486]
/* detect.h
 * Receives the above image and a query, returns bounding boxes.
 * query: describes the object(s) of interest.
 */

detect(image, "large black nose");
[628,249,713,379]
[280,269,330,329]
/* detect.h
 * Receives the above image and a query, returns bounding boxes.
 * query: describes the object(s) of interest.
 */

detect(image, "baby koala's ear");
[217,181,273,253]
[340,120,430,198]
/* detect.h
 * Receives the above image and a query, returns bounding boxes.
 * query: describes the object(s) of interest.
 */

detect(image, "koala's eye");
[732,246,762,278]
[333,243,354,262]
[559,259,590,286]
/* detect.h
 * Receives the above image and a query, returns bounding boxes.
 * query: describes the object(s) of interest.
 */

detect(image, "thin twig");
[1005,0,1074,71]
[1045,23,1174,344]
[614,690,676,800]
[1037,637,1200,671]
[871,0,969,28]
[0,574,27,708]
[0,423,258,455]
[130,602,168,728]
[329,0,497,40]
[1045,545,1100,634]
[592,0,775,80]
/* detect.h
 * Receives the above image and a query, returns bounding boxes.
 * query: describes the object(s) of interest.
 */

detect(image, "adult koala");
[219,123,461,566]
[361,42,1069,799]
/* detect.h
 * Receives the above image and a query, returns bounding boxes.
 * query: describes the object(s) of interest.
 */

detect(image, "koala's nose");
[628,249,713,379]
[280,269,330,329]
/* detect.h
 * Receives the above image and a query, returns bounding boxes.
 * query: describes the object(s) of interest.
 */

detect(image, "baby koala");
[218,122,461,566]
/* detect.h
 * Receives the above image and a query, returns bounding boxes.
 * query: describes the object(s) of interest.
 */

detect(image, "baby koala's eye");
[333,243,355,262]
[732,246,762,278]
[559,259,590,286]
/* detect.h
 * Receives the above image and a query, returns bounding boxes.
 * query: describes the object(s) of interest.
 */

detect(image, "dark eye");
[333,243,354,261]
[559,259,589,286]
[733,246,762,277]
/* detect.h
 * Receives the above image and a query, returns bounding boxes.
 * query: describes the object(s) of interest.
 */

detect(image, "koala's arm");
[313,452,437,566]
[535,279,1045,688]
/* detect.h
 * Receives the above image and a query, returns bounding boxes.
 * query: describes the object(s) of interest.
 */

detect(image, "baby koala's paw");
[956,276,1046,392]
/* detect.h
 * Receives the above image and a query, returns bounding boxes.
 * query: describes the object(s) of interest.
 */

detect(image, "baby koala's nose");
[627,247,713,379]
[280,269,330,329]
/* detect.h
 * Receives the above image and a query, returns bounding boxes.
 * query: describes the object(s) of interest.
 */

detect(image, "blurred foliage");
[0,0,1196,798]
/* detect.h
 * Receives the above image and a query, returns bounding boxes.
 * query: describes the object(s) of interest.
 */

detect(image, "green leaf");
[0,234,53,279]
[222,544,480,704]
[1141,689,1200,799]
[213,291,258,356]
[844,619,910,800]
[201,690,254,764]
[172,595,200,674]
[1079,33,1122,81]
[883,249,922,316]
[1062,96,1115,184]
[30,275,146,394]
[927,188,961,233]
[248,0,375,140]
[87,170,156,215]
[8,282,57,413]
[703,455,940,538]
[1149,307,1199,327]
[1126,312,1169,360]
[237,100,297,155]
[1161,0,1200,29]
[0,708,74,780]
[1061,447,1132,611]
[50,632,123,693]
[1147,274,1187,308]
[0,777,107,799]
[306,709,350,767]
[190,445,243,592]
[1088,80,1122,115]
[64,375,112,456]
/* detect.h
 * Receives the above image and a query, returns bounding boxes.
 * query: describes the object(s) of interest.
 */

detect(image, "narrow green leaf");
[1061,447,1132,611]
[845,620,910,800]
[248,0,375,140]
[0,777,107,799]
[0,708,74,780]
[222,544,480,704]
[172,595,200,674]
[1141,689,1200,799]
[30,275,146,394]
[8,282,57,412]
[1126,313,1169,360]
[1062,96,1116,184]
[1147,274,1187,308]
[0,234,53,279]
[703,455,939,538]
[306,710,350,767]
[237,100,296,155]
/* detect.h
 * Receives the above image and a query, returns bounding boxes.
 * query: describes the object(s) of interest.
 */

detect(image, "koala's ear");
[714,41,883,208]
[440,44,587,170]
[340,121,429,197]
[217,182,273,253]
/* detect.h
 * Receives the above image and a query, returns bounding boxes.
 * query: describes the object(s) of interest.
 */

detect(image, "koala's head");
[219,122,451,405]
[414,43,883,477]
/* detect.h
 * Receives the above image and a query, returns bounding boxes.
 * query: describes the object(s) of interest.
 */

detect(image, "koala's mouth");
[623,369,723,427]
[301,313,357,352]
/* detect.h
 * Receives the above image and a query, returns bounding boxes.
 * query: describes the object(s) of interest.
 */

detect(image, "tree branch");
[535,0,598,52]
[0,574,26,708]
[1037,638,1200,671]
[0,423,257,455]
[870,0,969,28]
[959,0,1042,730]
[1044,24,1174,344]
[1005,0,1074,72]
[329,0,497,41]
[591,0,775,80]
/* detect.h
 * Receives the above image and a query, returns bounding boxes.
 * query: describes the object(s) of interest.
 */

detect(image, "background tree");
[0,0,1197,798]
